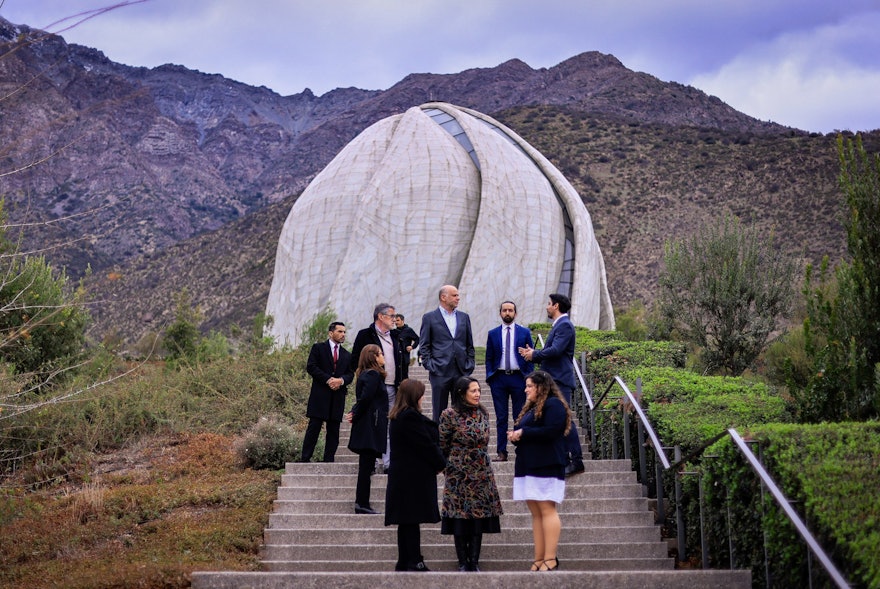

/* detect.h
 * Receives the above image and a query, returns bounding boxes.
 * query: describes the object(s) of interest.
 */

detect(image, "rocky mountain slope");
[1,16,871,346]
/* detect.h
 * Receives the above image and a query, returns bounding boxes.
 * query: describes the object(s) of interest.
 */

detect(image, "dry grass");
[0,433,281,589]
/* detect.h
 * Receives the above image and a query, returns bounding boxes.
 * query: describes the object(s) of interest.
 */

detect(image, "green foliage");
[657,214,796,376]
[235,416,300,470]
[0,205,89,376]
[163,289,203,361]
[636,367,788,451]
[613,301,649,341]
[699,423,880,588]
[297,307,336,348]
[763,324,812,399]
[800,135,880,422]
[582,331,687,383]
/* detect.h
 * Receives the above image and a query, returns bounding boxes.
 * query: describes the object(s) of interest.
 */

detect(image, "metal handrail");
[589,374,850,589]
[728,429,850,589]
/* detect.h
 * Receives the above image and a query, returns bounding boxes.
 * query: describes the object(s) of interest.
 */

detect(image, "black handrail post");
[611,408,619,459]
[637,418,647,487]
[623,408,631,461]
[674,446,686,564]
[656,457,666,525]
[699,469,708,569]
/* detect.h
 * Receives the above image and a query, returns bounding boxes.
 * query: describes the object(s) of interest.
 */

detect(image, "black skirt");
[440,516,501,535]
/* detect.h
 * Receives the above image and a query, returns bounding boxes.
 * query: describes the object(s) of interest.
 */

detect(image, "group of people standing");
[301,284,583,572]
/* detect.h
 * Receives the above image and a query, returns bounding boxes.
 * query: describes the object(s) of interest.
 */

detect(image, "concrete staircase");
[193,365,750,588]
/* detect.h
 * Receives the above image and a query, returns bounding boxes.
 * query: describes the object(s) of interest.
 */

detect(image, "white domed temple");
[265,102,614,346]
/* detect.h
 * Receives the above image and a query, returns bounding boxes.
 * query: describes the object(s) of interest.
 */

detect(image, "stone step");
[192,570,751,588]
[259,556,675,573]
[283,458,632,475]
[280,470,638,487]
[276,482,646,500]
[260,540,670,562]
[270,496,652,515]
[263,524,662,545]
[267,510,656,528]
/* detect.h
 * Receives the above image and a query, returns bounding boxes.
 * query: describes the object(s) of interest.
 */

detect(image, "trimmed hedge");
[636,367,790,451]
[699,422,880,588]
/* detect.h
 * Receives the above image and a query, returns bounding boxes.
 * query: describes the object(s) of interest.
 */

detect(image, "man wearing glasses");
[352,303,405,470]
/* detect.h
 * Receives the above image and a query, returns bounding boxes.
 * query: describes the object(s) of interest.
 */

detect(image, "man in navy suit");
[419,285,475,421]
[519,293,585,476]
[485,301,534,462]
[301,321,355,462]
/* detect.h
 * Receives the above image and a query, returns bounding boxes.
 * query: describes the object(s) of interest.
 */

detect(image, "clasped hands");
[507,428,523,443]
[326,377,343,390]
[518,344,534,361]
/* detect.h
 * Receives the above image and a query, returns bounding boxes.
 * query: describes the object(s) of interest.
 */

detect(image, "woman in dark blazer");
[346,344,388,515]
[507,370,571,572]
[384,378,446,572]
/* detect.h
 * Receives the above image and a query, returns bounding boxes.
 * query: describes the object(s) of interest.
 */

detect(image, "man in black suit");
[519,293,585,476]
[419,285,475,421]
[394,313,419,380]
[301,321,354,462]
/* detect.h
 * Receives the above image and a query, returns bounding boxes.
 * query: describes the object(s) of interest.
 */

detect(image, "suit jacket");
[384,408,445,525]
[485,323,535,381]
[418,308,475,378]
[512,396,568,477]
[305,340,354,421]
[351,324,405,386]
[531,315,576,390]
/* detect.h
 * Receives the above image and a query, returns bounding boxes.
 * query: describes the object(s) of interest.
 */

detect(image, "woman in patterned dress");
[439,376,503,572]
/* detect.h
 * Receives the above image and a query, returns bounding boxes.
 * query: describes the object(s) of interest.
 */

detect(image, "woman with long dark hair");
[439,376,503,571]
[507,370,572,571]
[346,344,387,515]
[384,379,446,571]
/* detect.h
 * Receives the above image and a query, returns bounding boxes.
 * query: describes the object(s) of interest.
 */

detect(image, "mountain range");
[1,16,875,347]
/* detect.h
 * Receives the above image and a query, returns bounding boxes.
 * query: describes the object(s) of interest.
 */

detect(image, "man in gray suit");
[419,285,475,421]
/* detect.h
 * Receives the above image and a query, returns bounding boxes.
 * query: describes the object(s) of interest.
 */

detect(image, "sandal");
[530,559,542,571]
[539,557,559,571]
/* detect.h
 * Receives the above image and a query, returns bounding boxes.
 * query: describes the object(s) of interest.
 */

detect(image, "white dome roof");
[266,102,614,346]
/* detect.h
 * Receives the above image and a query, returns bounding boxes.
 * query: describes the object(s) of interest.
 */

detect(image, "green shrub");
[235,416,300,470]
[637,367,789,451]
[698,422,880,588]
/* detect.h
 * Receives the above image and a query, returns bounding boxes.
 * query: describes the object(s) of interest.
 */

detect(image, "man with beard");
[485,301,534,462]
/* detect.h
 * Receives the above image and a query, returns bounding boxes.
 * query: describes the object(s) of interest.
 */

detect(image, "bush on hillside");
[235,416,300,470]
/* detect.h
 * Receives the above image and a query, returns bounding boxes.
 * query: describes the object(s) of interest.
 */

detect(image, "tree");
[0,203,90,377]
[657,214,796,375]
[163,289,203,361]
[800,135,880,421]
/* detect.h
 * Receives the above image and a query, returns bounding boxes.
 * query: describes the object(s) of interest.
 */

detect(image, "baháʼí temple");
[265,102,614,346]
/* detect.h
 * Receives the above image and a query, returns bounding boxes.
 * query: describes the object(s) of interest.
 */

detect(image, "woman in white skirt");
[507,370,572,571]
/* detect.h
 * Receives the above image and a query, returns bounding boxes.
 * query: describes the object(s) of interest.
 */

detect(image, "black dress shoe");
[564,458,585,477]
[406,561,430,571]
[354,504,379,514]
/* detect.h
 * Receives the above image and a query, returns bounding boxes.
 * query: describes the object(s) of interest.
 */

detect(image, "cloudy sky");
[3,0,879,133]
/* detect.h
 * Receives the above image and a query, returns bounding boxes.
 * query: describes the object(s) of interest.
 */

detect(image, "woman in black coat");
[346,344,388,515]
[384,378,446,572]
[507,370,572,572]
